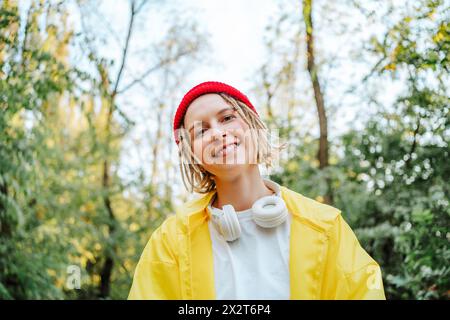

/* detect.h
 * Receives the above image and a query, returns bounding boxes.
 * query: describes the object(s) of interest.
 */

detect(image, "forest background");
[1,0,449,299]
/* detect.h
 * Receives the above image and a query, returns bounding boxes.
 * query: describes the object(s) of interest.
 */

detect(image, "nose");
[209,125,227,142]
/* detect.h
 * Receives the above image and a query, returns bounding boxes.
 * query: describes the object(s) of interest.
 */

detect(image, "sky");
[183,0,279,90]
[68,0,279,93]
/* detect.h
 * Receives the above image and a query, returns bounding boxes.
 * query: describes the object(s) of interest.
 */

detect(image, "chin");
[208,163,253,178]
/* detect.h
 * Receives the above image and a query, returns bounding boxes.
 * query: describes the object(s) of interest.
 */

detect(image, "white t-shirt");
[207,180,291,300]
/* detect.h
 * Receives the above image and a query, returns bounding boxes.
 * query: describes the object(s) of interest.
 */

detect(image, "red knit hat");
[173,81,259,144]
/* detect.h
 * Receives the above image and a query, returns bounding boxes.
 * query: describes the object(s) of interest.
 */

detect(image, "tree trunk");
[302,0,333,204]
[96,0,138,298]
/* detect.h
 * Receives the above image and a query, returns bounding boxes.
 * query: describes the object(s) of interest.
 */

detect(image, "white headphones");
[207,180,289,242]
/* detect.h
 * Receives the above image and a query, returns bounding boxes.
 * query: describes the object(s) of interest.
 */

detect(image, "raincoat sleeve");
[322,213,386,300]
[128,216,181,300]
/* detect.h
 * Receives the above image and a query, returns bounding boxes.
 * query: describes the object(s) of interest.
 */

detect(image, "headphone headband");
[208,180,288,242]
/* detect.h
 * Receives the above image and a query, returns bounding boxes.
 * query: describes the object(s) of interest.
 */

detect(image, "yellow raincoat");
[128,186,386,300]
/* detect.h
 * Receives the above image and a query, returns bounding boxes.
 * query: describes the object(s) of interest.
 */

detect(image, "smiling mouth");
[213,142,240,157]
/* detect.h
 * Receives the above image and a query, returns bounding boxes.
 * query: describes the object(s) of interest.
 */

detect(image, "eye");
[195,128,208,138]
[223,114,236,122]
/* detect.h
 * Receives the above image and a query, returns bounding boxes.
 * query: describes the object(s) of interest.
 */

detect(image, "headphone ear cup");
[252,195,288,228]
[211,204,241,242]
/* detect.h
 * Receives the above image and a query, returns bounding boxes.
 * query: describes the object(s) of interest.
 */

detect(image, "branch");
[134,0,148,13]
[111,0,137,97]
[76,1,99,62]
[405,117,421,168]
[116,47,198,95]
[19,3,33,70]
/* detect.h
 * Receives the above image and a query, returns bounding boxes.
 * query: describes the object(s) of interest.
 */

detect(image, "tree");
[338,0,449,299]
[0,0,87,299]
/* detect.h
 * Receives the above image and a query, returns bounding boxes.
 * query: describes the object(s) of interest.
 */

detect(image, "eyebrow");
[188,107,234,133]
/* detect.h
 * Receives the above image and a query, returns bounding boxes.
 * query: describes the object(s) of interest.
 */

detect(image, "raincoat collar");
[179,179,301,220]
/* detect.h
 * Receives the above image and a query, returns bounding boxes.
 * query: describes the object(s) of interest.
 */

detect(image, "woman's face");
[182,94,257,177]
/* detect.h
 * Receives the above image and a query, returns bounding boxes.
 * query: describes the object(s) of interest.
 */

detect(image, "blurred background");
[0,0,449,299]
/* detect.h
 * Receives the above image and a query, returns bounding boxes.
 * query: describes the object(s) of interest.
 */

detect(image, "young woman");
[128,81,386,300]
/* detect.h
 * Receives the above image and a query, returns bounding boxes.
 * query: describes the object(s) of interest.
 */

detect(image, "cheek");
[236,118,250,131]
[229,119,250,140]
[192,139,214,164]
[232,121,258,163]
[192,140,203,159]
